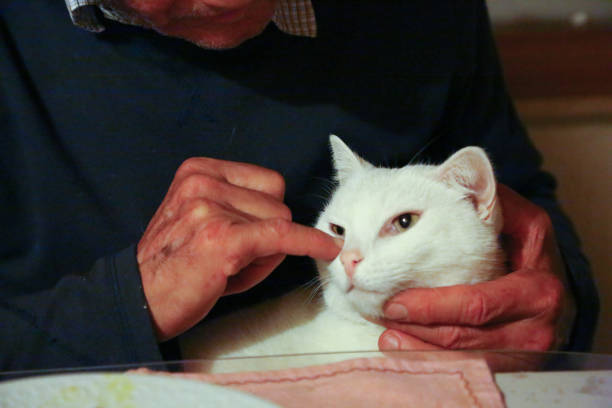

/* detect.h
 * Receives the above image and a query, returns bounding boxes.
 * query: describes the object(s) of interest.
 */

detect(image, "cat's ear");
[329,135,373,183]
[437,147,503,232]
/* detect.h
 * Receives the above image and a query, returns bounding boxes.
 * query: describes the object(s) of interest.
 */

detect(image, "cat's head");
[315,135,505,321]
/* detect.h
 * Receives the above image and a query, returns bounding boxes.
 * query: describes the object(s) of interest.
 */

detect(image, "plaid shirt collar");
[65,0,317,38]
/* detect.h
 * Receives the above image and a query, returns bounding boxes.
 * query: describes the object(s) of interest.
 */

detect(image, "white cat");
[179,135,506,372]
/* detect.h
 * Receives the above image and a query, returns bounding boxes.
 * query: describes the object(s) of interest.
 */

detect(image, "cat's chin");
[344,287,389,319]
[323,284,383,322]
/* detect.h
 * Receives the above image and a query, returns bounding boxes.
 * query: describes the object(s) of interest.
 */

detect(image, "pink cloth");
[136,357,505,407]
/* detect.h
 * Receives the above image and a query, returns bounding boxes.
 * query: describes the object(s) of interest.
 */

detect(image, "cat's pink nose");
[340,249,364,280]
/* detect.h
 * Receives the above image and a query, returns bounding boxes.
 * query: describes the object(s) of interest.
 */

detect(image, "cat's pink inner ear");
[437,147,497,221]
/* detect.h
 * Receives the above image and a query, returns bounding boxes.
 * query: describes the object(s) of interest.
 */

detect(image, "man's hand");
[104,0,277,49]
[378,184,572,354]
[138,157,340,341]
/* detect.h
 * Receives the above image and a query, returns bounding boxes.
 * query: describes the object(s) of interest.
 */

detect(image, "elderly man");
[0,0,598,370]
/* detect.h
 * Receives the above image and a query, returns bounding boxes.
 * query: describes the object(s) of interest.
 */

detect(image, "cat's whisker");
[408,134,441,165]
[301,280,326,306]
[298,277,326,306]
[311,175,337,188]
[309,177,337,196]
[310,193,332,202]
[305,285,323,305]
[299,277,320,290]
[312,174,337,185]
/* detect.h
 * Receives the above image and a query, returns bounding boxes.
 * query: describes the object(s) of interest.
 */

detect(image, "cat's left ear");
[437,147,503,232]
[329,135,374,183]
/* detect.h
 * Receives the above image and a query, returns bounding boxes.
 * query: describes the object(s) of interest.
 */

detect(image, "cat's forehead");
[325,165,458,222]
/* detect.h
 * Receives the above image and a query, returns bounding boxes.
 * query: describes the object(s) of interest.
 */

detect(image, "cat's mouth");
[345,284,385,295]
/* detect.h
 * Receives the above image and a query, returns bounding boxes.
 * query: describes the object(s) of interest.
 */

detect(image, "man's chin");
[161,20,271,50]
[192,31,262,50]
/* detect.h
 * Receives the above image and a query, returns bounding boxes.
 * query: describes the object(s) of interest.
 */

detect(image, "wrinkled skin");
[137,157,340,341]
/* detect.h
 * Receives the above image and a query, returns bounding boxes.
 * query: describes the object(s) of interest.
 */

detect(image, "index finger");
[232,219,342,262]
[383,269,559,326]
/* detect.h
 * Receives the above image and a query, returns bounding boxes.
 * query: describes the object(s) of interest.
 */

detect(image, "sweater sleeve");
[0,18,164,370]
[427,2,599,351]
[0,246,164,371]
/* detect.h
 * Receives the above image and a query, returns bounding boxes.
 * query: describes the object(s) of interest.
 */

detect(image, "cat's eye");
[380,212,420,236]
[330,223,345,237]
[393,213,417,230]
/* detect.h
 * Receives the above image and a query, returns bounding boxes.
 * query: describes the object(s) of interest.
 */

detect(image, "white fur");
[179,136,506,372]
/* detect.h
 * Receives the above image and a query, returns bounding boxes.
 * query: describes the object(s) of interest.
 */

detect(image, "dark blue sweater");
[0,0,598,371]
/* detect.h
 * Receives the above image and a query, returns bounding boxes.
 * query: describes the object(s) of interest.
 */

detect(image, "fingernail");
[381,333,400,350]
[333,237,345,248]
[384,303,407,320]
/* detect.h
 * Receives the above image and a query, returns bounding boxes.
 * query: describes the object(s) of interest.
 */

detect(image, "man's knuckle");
[277,204,292,221]
[539,276,564,318]
[224,254,243,275]
[442,327,464,349]
[185,199,212,222]
[175,176,198,199]
[533,209,553,229]
[266,218,292,237]
[198,218,229,244]
[526,328,556,351]
[176,158,200,176]
[465,290,489,325]
[177,174,218,199]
